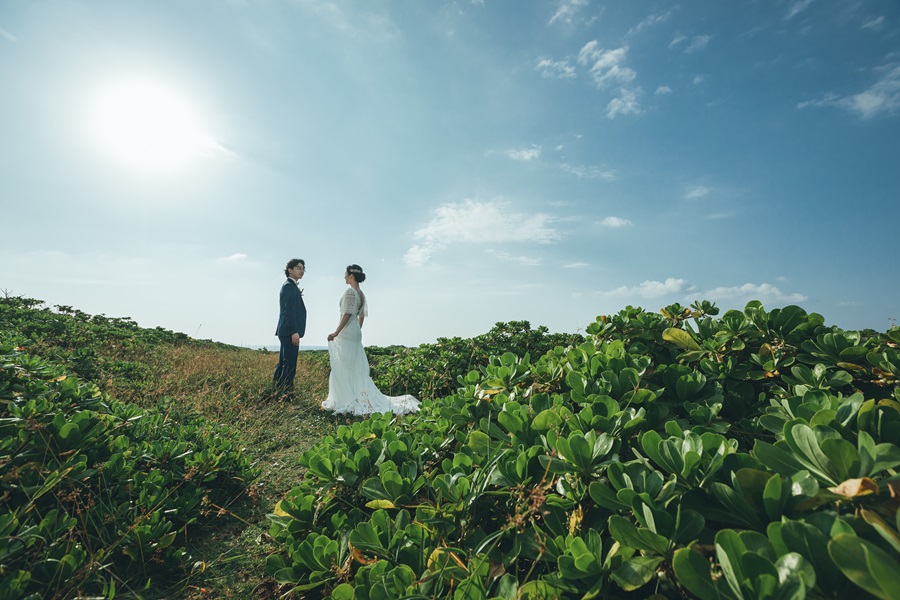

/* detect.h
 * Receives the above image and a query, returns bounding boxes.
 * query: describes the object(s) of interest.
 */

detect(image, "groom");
[273,258,307,397]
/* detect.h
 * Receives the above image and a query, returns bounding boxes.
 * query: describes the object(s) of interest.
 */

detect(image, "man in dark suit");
[273,258,307,397]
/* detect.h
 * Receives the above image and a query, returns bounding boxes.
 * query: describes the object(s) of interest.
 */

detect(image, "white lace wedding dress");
[321,287,420,415]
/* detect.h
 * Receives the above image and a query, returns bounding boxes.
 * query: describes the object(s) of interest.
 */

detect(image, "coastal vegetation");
[2,295,899,599]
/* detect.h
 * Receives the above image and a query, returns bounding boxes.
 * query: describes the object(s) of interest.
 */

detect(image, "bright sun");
[88,78,219,172]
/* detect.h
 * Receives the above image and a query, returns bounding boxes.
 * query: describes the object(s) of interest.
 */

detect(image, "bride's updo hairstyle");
[346,264,366,283]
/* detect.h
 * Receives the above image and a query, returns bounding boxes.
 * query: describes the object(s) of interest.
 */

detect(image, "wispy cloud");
[577,43,636,87]
[564,262,590,268]
[606,88,641,118]
[655,85,673,95]
[599,216,633,228]
[223,253,248,262]
[670,34,712,53]
[506,146,542,161]
[0,26,16,43]
[862,16,885,31]
[549,0,588,26]
[537,41,642,118]
[488,250,542,266]
[536,58,577,79]
[601,278,691,299]
[685,35,712,53]
[785,0,814,20]
[560,163,616,180]
[798,64,900,119]
[629,10,674,35]
[579,44,639,118]
[685,185,711,199]
[404,199,559,267]
[701,283,807,303]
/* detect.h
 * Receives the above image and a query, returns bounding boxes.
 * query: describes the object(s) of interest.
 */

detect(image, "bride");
[321,265,420,415]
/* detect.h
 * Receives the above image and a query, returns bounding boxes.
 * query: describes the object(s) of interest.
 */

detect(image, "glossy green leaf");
[829,534,900,600]
[673,547,732,600]
[611,556,663,591]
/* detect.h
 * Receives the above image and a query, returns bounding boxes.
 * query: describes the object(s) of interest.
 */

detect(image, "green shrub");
[0,336,258,599]
[268,301,900,599]
[369,320,584,400]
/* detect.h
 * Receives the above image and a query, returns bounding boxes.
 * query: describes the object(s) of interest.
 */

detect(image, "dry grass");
[101,344,346,599]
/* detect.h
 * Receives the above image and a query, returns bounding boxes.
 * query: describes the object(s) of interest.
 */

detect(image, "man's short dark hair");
[284,258,305,277]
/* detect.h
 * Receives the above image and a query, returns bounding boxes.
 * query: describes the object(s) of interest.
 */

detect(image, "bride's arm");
[358,314,365,328]
[328,313,352,341]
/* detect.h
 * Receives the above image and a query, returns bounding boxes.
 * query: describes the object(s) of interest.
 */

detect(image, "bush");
[369,320,584,400]
[0,336,258,599]
[267,301,900,599]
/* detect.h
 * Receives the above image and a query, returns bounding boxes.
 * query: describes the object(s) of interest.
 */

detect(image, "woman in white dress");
[321,265,420,416]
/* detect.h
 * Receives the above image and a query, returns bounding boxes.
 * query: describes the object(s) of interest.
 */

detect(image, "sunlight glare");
[88,78,220,172]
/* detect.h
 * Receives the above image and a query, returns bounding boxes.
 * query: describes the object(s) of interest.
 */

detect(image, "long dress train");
[321,287,420,415]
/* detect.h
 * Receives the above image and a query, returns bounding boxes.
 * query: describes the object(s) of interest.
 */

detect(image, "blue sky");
[1,0,898,348]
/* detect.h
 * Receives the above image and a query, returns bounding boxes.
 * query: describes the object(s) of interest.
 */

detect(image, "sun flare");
[88,78,220,172]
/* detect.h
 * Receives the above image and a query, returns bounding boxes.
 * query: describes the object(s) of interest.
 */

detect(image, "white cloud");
[404,199,560,267]
[701,283,807,303]
[786,0,814,20]
[403,245,434,268]
[607,88,641,118]
[798,64,900,119]
[506,146,542,161]
[599,216,633,227]
[536,58,576,79]
[489,250,542,266]
[629,10,674,35]
[602,278,690,299]
[693,75,706,85]
[549,0,588,26]
[669,35,688,48]
[577,43,637,88]
[862,16,885,30]
[564,262,590,268]
[224,253,248,262]
[655,85,673,95]
[685,35,712,53]
[686,185,711,199]
[560,163,616,180]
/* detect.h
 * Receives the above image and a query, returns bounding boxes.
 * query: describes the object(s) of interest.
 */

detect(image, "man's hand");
[292,333,300,346]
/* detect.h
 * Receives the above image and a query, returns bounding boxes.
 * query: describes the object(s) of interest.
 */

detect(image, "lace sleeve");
[339,288,357,315]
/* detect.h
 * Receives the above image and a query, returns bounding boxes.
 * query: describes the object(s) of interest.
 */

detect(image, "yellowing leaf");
[364,499,396,509]
[662,328,701,351]
[273,501,290,517]
[349,543,377,565]
[568,506,583,535]
[829,477,879,498]
[428,547,468,572]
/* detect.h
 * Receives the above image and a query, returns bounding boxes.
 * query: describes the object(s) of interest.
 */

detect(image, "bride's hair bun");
[346,264,366,283]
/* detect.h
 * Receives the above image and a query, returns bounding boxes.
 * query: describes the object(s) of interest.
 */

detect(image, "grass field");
[106,344,350,599]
